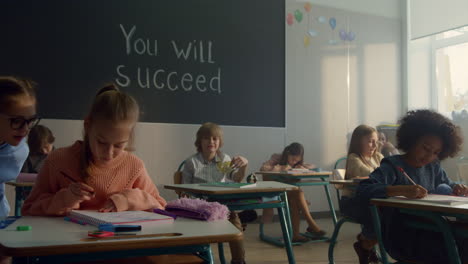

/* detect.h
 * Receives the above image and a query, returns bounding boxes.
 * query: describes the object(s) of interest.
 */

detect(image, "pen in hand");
[397,167,417,185]
[61,171,95,196]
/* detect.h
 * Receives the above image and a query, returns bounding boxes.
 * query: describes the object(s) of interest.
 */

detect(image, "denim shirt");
[0,139,29,217]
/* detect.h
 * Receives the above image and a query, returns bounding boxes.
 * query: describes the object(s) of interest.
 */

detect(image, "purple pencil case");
[163,198,229,221]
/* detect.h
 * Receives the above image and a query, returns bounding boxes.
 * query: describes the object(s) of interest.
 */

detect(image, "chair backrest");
[334,157,347,170]
[173,161,186,197]
[457,157,468,184]
[332,157,347,211]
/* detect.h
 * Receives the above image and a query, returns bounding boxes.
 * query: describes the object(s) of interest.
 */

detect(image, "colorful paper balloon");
[339,30,356,41]
[294,10,303,23]
[286,13,294,26]
[308,29,318,37]
[318,16,327,24]
[339,29,347,41]
[303,35,310,47]
[329,17,336,30]
[304,2,312,13]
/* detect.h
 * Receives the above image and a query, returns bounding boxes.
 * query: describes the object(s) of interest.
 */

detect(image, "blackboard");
[0,0,285,127]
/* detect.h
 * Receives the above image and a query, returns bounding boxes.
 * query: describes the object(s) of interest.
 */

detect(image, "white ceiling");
[294,0,403,19]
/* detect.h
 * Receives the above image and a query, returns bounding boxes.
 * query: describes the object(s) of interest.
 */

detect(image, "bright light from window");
[436,42,468,112]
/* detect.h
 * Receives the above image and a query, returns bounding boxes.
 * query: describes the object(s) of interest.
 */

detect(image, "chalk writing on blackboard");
[115,24,221,94]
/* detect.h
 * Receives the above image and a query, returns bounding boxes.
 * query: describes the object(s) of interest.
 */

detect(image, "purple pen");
[153,209,177,219]
[64,216,87,225]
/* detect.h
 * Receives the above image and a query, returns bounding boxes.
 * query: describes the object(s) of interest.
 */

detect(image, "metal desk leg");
[277,201,296,264]
[14,186,22,217]
[281,191,293,236]
[322,182,337,225]
[370,205,390,264]
[217,243,226,264]
[199,244,214,264]
[401,209,462,264]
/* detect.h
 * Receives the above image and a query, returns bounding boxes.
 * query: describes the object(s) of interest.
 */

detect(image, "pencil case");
[164,198,229,221]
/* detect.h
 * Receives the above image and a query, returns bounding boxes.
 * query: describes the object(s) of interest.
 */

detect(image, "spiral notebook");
[68,210,174,226]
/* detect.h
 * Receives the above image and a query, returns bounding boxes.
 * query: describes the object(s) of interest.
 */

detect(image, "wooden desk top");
[164,181,298,195]
[255,171,332,177]
[5,181,35,187]
[0,216,241,257]
[371,197,468,215]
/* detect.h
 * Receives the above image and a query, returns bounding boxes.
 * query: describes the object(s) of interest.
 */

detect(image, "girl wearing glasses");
[0,76,38,218]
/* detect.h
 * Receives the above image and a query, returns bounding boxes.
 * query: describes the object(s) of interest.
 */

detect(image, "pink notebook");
[69,210,174,226]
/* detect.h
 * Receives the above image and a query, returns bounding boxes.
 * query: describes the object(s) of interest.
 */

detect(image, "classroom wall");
[285,1,402,209]
[5,1,403,214]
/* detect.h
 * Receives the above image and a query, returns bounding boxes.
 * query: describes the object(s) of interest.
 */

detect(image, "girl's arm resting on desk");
[260,154,280,171]
[109,166,167,211]
[386,185,428,199]
[356,162,398,200]
[357,162,428,200]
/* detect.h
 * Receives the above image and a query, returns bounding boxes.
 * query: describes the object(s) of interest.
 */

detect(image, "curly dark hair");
[397,109,463,160]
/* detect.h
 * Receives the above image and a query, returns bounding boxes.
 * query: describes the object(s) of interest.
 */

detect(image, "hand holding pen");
[61,172,95,201]
[397,167,428,199]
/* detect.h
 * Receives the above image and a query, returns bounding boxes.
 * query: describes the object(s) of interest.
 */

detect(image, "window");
[433,26,468,114]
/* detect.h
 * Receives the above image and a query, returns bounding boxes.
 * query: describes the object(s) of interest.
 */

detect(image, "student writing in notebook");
[355,110,468,263]
[22,84,166,216]
[0,77,39,264]
[181,122,248,264]
[340,125,383,264]
[260,142,326,242]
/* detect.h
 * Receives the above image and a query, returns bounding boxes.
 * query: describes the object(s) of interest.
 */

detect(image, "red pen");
[397,167,417,185]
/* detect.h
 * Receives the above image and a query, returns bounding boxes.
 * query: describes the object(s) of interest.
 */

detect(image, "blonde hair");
[81,83,139,180]
[195,122,224,152]
[346,125,379,173]
[0,76,36,112]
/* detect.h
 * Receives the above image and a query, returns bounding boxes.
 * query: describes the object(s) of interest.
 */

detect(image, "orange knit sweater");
[22,141,166,216]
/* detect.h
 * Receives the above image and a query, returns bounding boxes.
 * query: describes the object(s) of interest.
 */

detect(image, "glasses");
[0,113,41,130]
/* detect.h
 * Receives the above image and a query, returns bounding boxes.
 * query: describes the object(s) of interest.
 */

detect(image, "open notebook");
[393,194,468,206]
[68,210,174,226]
[200,182,257,188]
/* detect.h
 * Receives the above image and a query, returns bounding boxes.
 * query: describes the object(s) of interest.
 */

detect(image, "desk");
[164,181,298,264]
[329,179,359,185]
[5,182,34,217]
[370,198,468,264]
[256,171,338,225]
[0,216,241,264]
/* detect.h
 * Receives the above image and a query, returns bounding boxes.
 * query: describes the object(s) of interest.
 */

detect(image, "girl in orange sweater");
[22,84,166,216]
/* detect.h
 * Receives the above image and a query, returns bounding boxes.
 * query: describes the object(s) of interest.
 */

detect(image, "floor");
[211,217,362,264]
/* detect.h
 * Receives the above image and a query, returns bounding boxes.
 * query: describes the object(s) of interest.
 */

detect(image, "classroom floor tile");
[210,217,363,264]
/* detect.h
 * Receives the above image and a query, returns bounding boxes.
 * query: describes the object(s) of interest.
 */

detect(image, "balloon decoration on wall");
[285,2,357,47]
[294,10,303,23]
[304,2,312,13]
[286,13,294,26]
[329,17,336,30]
[339,29,356,41]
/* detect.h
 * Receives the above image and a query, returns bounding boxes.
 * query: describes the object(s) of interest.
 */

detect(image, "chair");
[328,157,362,264]
[456,156,468,184]
[172,160,227,264]
[173,161,186,197]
